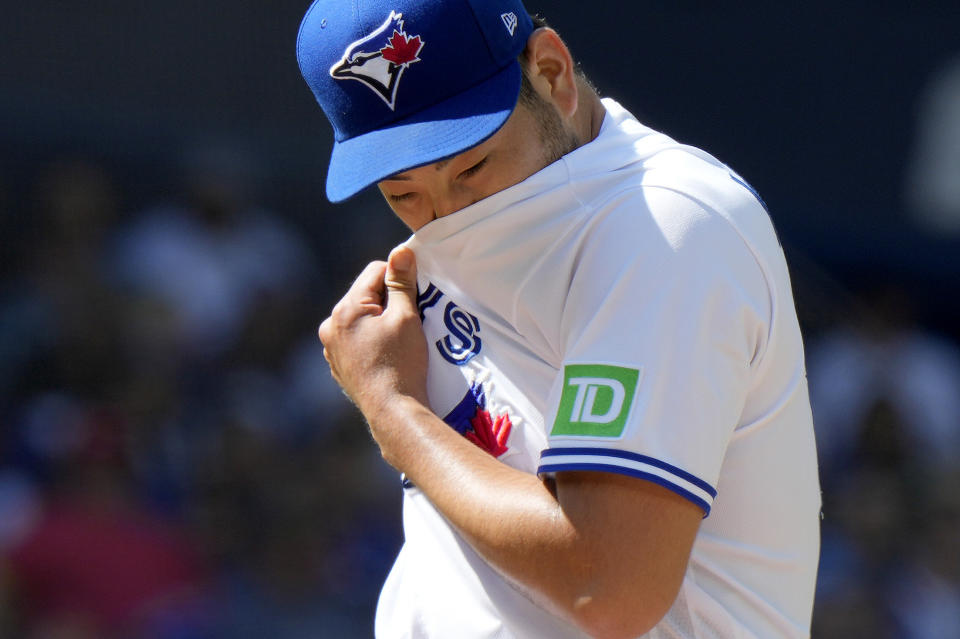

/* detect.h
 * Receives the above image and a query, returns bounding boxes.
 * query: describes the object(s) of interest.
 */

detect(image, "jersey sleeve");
[537,187,773,516]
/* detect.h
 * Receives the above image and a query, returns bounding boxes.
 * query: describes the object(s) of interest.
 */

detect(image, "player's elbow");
[545,470,701,637]
[576,602,666,639]
[567,585,675,639]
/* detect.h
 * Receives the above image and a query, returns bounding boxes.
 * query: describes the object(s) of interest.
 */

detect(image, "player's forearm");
[366,394,668,639]
[369,396,570,562]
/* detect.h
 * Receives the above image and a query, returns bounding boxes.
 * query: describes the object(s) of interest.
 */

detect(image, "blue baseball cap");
[297,0,534,202]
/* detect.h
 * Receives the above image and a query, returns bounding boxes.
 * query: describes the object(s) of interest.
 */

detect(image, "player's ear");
[523,28,579,119]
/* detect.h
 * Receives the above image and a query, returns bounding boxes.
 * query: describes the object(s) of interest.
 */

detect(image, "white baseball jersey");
[375,99,821,638]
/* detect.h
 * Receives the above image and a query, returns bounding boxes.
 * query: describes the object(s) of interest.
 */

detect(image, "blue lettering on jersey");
[417,283,444,320]
[437,301,482,365]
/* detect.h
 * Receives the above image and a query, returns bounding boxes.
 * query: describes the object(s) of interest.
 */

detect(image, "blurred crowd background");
[1,2,959,638]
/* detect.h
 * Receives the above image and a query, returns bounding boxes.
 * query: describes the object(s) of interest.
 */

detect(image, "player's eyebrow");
[384,157,454,181]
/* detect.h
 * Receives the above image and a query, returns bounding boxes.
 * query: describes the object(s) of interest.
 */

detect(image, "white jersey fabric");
[375,99,821,639]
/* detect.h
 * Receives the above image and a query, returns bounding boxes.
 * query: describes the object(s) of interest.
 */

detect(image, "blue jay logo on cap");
[329,11,425,111]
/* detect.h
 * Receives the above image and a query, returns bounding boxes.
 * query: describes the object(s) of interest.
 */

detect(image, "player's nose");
[430,189,473,219]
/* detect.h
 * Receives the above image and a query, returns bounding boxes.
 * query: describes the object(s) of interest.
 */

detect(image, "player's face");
[378,98,578,231]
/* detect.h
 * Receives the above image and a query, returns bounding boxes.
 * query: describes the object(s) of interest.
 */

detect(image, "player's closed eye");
[389,192,415,203]
[458,157,487,179]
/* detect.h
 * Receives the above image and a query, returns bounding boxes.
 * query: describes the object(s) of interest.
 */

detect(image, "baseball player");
[297,0,821,637]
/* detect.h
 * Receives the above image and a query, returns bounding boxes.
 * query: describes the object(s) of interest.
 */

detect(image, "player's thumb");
[384,245,419,316]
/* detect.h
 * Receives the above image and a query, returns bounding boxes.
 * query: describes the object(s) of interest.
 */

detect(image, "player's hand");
[318,245,429,426]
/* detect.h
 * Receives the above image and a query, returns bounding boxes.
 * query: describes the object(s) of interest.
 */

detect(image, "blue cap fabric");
[297,0,534,202]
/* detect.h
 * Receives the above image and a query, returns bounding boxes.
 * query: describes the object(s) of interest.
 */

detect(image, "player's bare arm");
[319,245,702,639]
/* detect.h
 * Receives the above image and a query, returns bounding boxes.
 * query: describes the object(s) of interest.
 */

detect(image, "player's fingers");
[384,245,419,317]
[318,317,332,345]
[344,260,389,308]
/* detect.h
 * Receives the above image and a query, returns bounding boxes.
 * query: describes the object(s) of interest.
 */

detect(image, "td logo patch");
[551,364,641,438]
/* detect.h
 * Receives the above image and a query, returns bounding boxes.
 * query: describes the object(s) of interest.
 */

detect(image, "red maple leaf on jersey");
[380,30,423,66]
[466,409,512,458]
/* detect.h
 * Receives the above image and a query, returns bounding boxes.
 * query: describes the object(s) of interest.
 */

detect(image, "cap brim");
[325,62,522,203]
